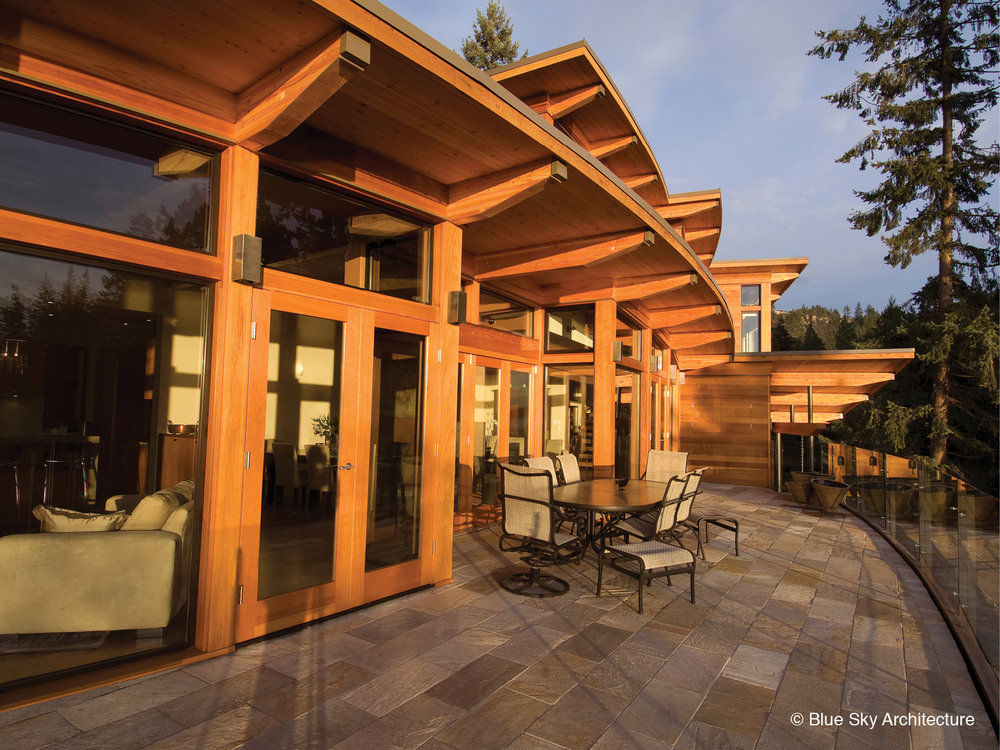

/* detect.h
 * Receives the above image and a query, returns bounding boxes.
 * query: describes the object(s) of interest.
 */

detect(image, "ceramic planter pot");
[790,471,830,484]
[811,478,849,511]
[786,480,812,504]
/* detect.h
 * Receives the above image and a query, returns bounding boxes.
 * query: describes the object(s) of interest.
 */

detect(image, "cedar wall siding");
[679,368,771,486]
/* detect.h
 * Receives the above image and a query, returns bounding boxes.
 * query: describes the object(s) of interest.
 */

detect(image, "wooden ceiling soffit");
[612,272,698,302]
[474,230,654,280]
[236,29,371,151]
[527,84,606,121]
[591,135,637,160]
[624,174,659,191]
[447,158,568,225]
[655,199,718,221]
[770,372,894,388]
[669,330,732,349]
[648,304,722,329]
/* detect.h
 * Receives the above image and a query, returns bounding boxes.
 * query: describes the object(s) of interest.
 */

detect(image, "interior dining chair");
[497,464,585,597]
[597,474,696,613]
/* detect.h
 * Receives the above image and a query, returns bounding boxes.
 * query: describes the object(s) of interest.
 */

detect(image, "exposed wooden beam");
[770,393,869,407]
[771,272,801,284]
[475,230,654,280]
[771,410,843,423]
[591,135,636,160]
[770,372,895,388]
[624,174,659,191]
[654,200,718,220]
[447,159,568,225]
[648,304,721,329]
[686,228,721,243]
[612,272,698,301]
[236,30,370,150]
[669,330,732,349]
[547,83,606,119]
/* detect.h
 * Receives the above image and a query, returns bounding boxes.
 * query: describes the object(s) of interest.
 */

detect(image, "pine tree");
[802,323,826,350]
[834,316,858,349]
[461,2,525,71]
[810,0,999,468]
[772,317,798,350]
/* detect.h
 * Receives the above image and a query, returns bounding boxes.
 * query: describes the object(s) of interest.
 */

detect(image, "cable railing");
[788,441,999,726]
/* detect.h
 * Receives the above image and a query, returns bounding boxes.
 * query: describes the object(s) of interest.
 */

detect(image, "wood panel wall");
[679,367,771,486]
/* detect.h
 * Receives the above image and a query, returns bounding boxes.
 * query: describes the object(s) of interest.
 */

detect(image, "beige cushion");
[121,492,181,531]
[161,504,191,539]
[32,505,128,533]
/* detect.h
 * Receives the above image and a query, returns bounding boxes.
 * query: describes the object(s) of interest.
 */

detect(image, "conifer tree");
[810,0,999,467]
[772,317,798,351]
[461,2,525,70]
[802,323,826,350]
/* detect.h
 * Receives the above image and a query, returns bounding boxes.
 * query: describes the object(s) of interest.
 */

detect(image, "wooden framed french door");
[234,288,432,641]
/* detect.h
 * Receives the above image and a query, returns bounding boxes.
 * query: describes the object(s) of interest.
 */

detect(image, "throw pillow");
[121,492,182,531]
[32,505,128,532]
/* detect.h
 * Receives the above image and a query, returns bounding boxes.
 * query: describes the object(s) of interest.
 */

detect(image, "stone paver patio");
[0,483,995,749]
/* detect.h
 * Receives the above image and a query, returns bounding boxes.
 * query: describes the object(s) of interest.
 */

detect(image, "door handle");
[338,462,354,471]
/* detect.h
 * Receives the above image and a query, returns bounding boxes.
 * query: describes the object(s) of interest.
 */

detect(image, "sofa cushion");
[161,504,191,539]
[121,492,182,531]
[32,505,128,533]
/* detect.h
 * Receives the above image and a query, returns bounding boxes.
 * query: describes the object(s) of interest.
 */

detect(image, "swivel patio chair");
[497,465,585,597]
[597,477,697,613]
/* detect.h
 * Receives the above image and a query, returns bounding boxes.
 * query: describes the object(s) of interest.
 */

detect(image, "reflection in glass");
[741,284,761,306]
[546,306,595,352]
[545,366,593,472]
[616,315,641,360]
[472,367,500,508]
[0,94,211,251]
[480,290,533,337]
[615,369,640,478]
[366,329,424,571]
[0,244,206,688]
[742,312,761,353]
[508,370,530,460]
[258,311,342,600]
[257,171,431,303]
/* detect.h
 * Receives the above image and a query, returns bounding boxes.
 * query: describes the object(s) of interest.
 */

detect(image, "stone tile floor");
[1,483,995,749]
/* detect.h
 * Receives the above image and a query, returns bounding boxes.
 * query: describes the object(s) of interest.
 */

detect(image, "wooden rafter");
[591,134,636,160]
[236,29,370,150]
[654,199,718,220]
[685,228,720,244]
[648,304,721,329]
[669,330,732,348]
[624,174,658,191]
[612,272,698,301]
[546,83,606,119]
[770,372,895,388]
[474,230,654,280]
[447,158,568,225]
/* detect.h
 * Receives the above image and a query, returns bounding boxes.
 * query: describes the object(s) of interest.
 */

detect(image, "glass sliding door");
[615,369,640,479]
[545,366,594,472]
[508,369,530,462]
[473,365,500,509]
[365,329,424,572]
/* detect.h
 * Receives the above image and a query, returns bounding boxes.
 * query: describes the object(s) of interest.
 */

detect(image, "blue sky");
[379,0,994,312]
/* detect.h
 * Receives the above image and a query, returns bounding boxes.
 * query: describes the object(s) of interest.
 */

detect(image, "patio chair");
[497,465,585,597]
[615,471,689,542]
[597,476,696,613]
[524,456,559,486]
[555,452,582,484]
[642,449,687,482]
[684,468,740,556]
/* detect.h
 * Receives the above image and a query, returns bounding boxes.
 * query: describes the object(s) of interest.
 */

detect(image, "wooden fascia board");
[771,410,843,422]
[769,372,895,388]
[611,272,698,302]
[591,134,636,160]
[447,158,568,225]
[547,83,606,119]
[235,30,370,150]
[669,330,733,349]
[624,174,658,190]
[655,200,718,220]
[648,304,722,329]
[770,393,869,406]
[474,230,654,280]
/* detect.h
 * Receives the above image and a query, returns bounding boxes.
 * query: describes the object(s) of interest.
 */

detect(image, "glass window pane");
[742,312,761,353]
[741,284,761,306]
[257,171,430,303]
[479,290,533,337]
[0,94,211,251]
[366,329,424,571]
[615,369,640,478]
[0,244,206,687]
[258,311,342,600]
[616,314,641,359]
[508,370,530,460]
[472,366,500,509]
[545,306,595,352]
[545,366,593,473]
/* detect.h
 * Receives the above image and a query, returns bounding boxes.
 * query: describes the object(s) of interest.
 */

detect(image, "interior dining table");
[552,478,668,547]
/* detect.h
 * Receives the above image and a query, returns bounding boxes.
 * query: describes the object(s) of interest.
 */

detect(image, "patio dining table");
[552,478,668,547]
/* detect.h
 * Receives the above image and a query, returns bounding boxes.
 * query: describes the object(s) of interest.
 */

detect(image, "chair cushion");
[121,492,182,531]
[32,505,128,533]
[609,540,693,569]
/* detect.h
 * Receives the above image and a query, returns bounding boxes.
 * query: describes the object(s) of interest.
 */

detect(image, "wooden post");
[530,308,545,458]
[195,146,258,653]
[429,221,461,584]
[593,299,616,478]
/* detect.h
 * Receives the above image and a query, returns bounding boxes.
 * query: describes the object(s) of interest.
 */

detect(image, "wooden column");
[195,146,258,653]
[593,299,616,478]
[638,328,653,477]
[429,221,462,584]
[761,281,772,352]
[530,309,545,457]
